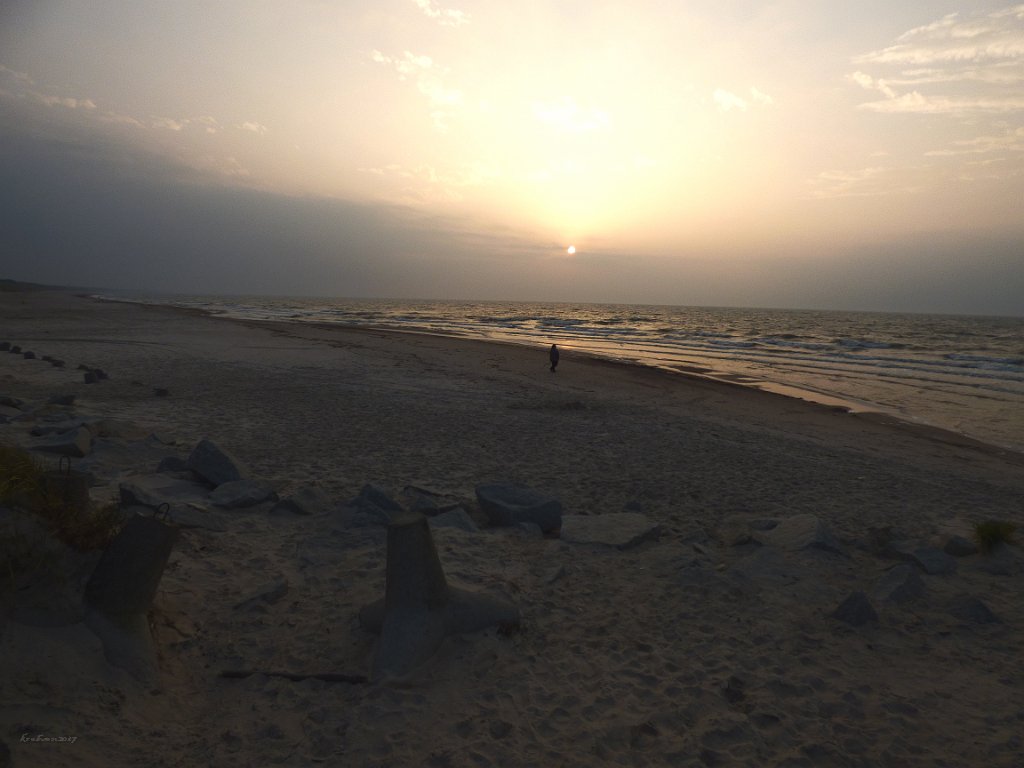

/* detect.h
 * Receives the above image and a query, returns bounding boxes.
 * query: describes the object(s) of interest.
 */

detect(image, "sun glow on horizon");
[567,245,576,255]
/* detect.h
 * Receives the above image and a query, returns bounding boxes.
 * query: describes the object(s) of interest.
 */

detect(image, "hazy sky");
[1,1,1022,314]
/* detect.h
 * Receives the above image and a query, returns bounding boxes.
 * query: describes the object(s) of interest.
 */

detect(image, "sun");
[566,245,576,255]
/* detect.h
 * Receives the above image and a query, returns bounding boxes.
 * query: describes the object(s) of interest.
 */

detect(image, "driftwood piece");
[359,512,519,681]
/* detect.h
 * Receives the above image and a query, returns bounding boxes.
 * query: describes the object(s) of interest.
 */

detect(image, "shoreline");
[126,295,1024,466]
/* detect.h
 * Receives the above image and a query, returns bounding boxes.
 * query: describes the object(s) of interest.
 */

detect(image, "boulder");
[475,483,562,532]
[119,474,212,509]
[907,547,957,576]
[0,395,24,409]
[340,484,404,526]
[560,513,661,550]
[34,426,92,457]
[758,514,845,556]
[429,507,479,532]
[10,345,21,353]
[187,439,249,486]
[156,456,190,473]
[947,595,1000,624]
[270,485,335,516]
[23,350,36,359]
[873,564,925,604]
[831,591,878,627]
[0,342,9,351]
[210,479,278,509]
[47,394,76,406]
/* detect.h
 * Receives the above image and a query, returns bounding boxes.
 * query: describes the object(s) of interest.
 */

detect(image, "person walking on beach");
[549,343,560,372]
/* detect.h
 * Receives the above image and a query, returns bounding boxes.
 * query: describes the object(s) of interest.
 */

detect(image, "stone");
[475,483,562,532]
[944,535,979,557]
[359,513,519,681]
[47,394,76,406]
[210,479,277,509]
[516,522,543,538]
[234,578,289,611]
[187,439,249,486]
[50,359,65,368]
[119,474,212,509]
[908,547,957,575]
[341,484,404,526]
[34,426,92,457]
[831,591,878,627]
[948,596,1000,624]
[758,514,846,556]
[31,419,85,437]
[156,456,190,473]
[974,543,1023,576]
[0,395,23,409]
[154,388,170,397]
[22,350,36,359]
[873,564,925,604]
[0,341,8,351]
[429,507,478,532]
[560,513,661,550]
[10,345,20,353]
[270,485,335,516]
[84,372,98,384]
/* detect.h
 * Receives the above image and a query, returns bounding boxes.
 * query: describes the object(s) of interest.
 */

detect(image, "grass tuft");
[974,520,1017,554]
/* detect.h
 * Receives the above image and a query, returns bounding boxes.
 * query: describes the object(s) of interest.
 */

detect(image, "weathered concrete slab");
[560,513,660,550]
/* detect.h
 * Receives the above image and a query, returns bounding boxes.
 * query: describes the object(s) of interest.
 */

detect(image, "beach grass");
[974,519,1017,553]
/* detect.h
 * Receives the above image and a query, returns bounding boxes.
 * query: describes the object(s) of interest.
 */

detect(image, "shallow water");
[112,294,1024,452]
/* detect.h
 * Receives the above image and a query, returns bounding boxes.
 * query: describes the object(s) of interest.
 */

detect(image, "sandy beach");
[2,287,1023,768]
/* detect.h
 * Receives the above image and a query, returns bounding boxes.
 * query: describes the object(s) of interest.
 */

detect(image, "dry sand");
[1,289,1023,767]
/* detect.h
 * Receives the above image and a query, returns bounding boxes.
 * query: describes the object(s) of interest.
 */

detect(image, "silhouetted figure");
[549,344,560,372]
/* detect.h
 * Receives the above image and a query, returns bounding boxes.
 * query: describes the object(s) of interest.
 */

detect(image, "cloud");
[152,114,220,133]
[806,166,925,199]
[1,64,96,110]
[411,0,470,27]
[371,50,463,130]
[925,126,1024,156]
[712,87,774,112]
[240,121,268,135]
[851,6,1024,115]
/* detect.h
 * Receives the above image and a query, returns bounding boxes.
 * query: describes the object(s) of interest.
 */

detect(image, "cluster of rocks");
[1,340,66,370]
[716,513,1017,630]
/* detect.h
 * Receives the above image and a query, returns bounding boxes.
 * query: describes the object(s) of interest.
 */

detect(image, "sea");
[116,294,1024,453]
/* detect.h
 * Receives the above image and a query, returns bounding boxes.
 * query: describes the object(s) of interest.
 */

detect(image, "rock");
[47,394,76,406]
[10,345,21,353]
[722,675,746,704]
[84,372,98,384]
[154,388,170,397]
[758,514,846,556]
[50,359,65,368]
[187,439,249,486]
[948,596,1000,624]
[270,485,335,516]
[210,479,278,509]
[0,341,9,351]
[341,484,405,526]
[86,419,148,440]
[873,564,925,604]
[0,395,23,409]
[475,483,562,532]
[34,426,92,457]
[907,547,957,575]
[31,419,85,437]
[974,543,1023,576]
[23,350,36,359]
[429,507,479,532]
[560,513,661,550]
[119,474,212,509]
[156,456,190,473]
[944,535,979,557]
[831,591,878,627]
[234,578,289,611]
[516,522,544,538]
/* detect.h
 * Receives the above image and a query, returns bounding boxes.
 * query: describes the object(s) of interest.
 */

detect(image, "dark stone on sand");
[360,512,519,680]
[10,345,21,353]
[210,479,278,509]
[831,591,878,626]
[873,563,925,604]
[95,369,109,380]
[476,483,562,532]
[758,514,846,556]
[156,456,190,473]
[560,513,661,550]
[341,484,405,526]
[948,595,1000,624]
[47,394,76,406]
[234,578,289,611]
[119,474,212,509]
[270,485,335,516]
[907,547,957,575]
[0,395,23,409]
[944,535,979,557]
[974,543,1023,576]
[429,507,478,532]
[84,372,98,384]
[23,350,36,359]
[722,675,746,704]
[187,438,249,486]
[153,387,171,397]
[0,341,9,351]
[34,426,92,457]
[50,359,65,368]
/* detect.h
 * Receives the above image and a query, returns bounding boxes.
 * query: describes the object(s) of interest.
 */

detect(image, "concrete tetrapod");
[84,514,178,683]
[359,512,519,681]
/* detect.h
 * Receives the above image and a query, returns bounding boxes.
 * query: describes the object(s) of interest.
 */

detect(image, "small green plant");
[0,444,46,505]
[974,520,1017,553]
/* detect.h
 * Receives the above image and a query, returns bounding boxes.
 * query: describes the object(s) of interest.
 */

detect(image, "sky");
[1,1,1023,314]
